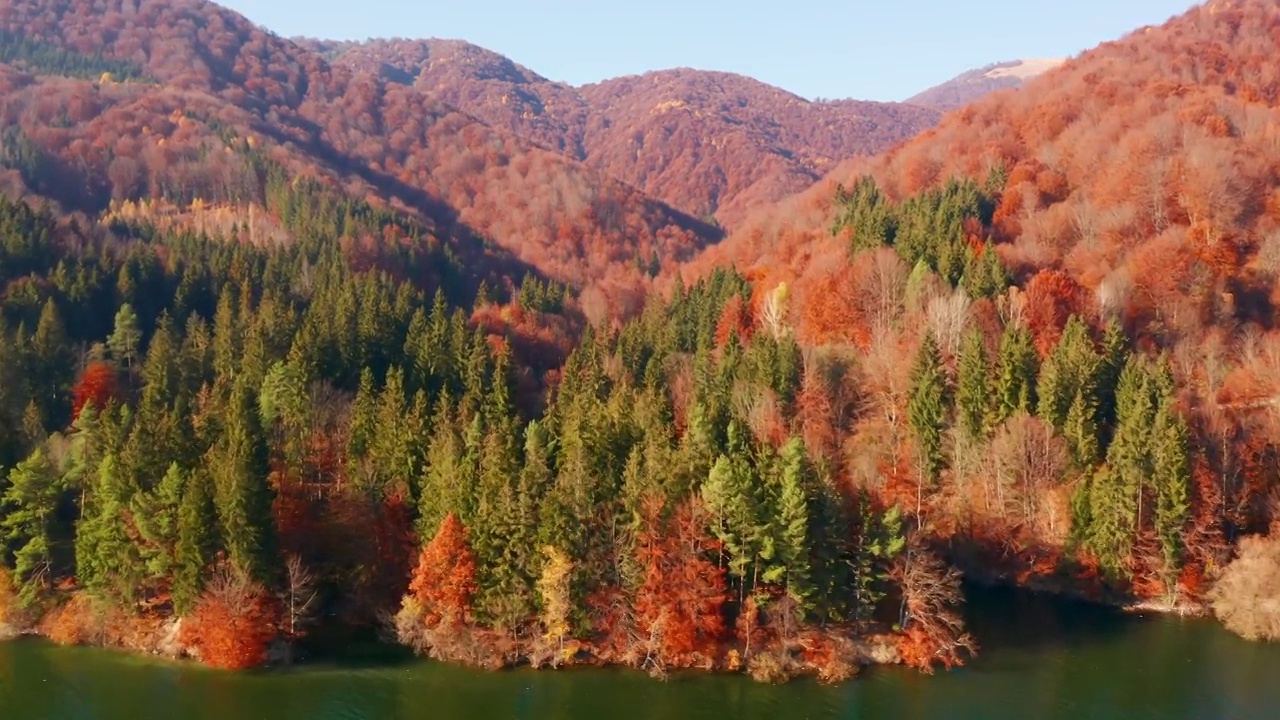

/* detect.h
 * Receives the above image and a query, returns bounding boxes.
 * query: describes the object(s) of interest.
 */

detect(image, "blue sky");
[218,0,1199,102]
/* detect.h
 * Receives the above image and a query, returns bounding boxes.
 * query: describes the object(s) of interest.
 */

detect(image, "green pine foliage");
[908,332,949,487]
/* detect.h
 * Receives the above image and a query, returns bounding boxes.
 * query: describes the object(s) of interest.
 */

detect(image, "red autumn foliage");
[408,513,477,628]
[634,497,727,667]
[71,361,118,420]
[0,0,729,294]
[714,295,754,348]
[1023,269,1090,356]
[181,568,278,671]
[311,39,940,229]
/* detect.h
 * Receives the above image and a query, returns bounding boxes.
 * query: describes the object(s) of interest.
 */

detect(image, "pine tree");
[75,454,146,607]
[776,438,814,609]
[32,299,73,426]
[1037,316,1101,432]
[209,381,274,582]
[108,303,142,370]
[908,332,948,495]
[1063,389,1100,468]
[956,328,992,440]
[1085,356,1155,578]
[0,449,61,609]
[134,463,186,582]
[173,472,216,615]
[1152,374,1190,589]
[994,324,1037,423]
[701,423,767,603]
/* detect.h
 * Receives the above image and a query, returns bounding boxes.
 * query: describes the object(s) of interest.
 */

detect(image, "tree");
[894,533,975,673]
[908,332,948,512]
[108,304,142,370]
[536,545,574,664]
[407,513,477,628]
[634,499,726,669]
[0,449,61,609]
[851,499,905,627]
[956,328,992,440]
[181,566,278,670]
[173,473,216,615]
[1151,375,1190,591]
[776,438,815,608]
[1036,316,1100,432]
[1209,534,1280,641]
[209,381,275,582]
[75,454,146,607]
[279,554,318,653]
[72,361,118,421]
[701,424,768,603]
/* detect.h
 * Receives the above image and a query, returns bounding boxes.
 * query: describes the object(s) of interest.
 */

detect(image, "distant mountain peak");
[907,58,1066,111]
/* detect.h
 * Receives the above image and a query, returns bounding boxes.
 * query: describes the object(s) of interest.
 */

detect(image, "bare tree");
[280,554,318,662]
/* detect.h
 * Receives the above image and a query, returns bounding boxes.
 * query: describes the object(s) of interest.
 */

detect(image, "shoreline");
[0,575,1217,681]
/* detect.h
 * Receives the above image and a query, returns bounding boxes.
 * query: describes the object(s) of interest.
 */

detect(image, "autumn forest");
[1,0,1280,684]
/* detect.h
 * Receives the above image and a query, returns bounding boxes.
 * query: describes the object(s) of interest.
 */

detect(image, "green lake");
[2,587,1278,720]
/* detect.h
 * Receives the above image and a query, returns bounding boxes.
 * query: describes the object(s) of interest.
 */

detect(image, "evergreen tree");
[1151,368,1190,588]
[776,438,814,609]
[75,454,146,607]
[209,381,274,582]
[0,449,61,609]
[108,303,142,370]
[994,324,1037,423]
[956,328,992,440]
[173,472,216,615]
[908,332,948,492]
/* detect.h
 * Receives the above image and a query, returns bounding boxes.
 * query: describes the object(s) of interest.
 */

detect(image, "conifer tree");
[173,472,216,615]
[995,324,1037,423]
[75,454,146,607]
[908,332,948,496]
[209,381,274,582]
[1151,367,1190,588]
[108,303,142,370]
[0,449,61,609]
[776,438,814,608]
[956,328,992,440]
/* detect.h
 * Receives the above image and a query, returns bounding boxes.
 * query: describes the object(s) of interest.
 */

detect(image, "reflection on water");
[2,587,1279,720]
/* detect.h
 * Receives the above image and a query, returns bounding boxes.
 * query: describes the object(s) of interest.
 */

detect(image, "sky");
[218,0,1200,102]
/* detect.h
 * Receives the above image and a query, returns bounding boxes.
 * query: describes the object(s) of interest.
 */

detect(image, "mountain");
[680,0,1280,599]
[0,0,720,292]
[313,39,941,228]
[906,59,1066,111]
[695,0,1280,343]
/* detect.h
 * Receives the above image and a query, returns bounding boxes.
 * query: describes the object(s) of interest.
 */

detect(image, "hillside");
[906,59,1066,111]
[684,0,1280,607]
[0,0,719,293]
[315,39,941,228]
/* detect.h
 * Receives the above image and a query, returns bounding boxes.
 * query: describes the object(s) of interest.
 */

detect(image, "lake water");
[2,587,1279,720]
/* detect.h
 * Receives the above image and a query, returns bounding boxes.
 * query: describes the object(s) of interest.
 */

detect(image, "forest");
[4,0,1280,685]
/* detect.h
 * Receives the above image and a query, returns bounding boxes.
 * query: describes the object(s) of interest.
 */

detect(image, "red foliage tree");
[181,567,278,671]
[408,513,477,628]
[634,498,727,667]
[1023,269,1089,357]
[714,295,754,348]
[71,361,118,420]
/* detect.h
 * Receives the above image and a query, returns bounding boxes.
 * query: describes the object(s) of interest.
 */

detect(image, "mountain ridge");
[314,37,942,228]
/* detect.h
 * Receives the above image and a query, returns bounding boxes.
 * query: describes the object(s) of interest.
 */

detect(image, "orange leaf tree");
[181,567,278,670]
[634,498,727,667]
[408,513,477,628]
[71,361,118,420]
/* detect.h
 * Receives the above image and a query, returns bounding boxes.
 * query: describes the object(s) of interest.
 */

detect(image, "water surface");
[2,588,1278,720]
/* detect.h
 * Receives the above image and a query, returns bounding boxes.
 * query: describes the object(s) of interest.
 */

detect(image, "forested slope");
[683,0,1280,610]
[316,39,940,229]
[0,0,719,293]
